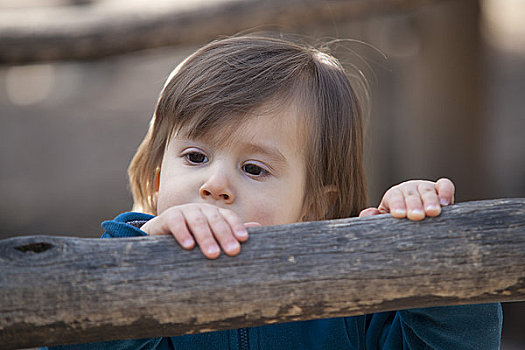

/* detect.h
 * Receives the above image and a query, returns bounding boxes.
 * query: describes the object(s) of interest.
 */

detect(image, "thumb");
[359,207,381,217]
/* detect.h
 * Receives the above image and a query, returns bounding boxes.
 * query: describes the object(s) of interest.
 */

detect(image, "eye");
[184,151,208,164]
[242,163,268,177]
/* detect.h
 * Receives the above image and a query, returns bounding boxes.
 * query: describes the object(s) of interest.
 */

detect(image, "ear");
[154,167,161,193]
[302,185,338,221]
[320,185,338,218]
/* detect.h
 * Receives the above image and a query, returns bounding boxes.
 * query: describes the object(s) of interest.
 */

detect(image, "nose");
[199,169,235,204]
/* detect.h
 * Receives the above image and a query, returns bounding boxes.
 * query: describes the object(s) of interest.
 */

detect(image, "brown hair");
[129,34,368,219]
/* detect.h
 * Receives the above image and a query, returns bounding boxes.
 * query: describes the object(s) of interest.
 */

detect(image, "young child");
[48,34,501,349]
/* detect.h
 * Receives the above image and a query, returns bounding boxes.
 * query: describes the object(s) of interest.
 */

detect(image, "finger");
[435,177,455,206]
[359,207,381,217]
[417,182,442,217]
[142,210,195,250]
[203,207,241,257]
[183,208,221,259]
[400,184,425,221]
[244,222,261,228]
[165,210,196,249]
[219,208,249,242]
[379,187,407,218]
[140,216,167,236]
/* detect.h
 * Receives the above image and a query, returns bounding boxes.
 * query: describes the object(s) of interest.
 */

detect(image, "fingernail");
[226,241,240,252]
[244,222,262,227]
[426,204,440,212]
[207,245,220,255]
[392,208,406,216]
[182,239,194,248]
[236,228,248,238]
[440,198,450,206]
[410,209,424,217]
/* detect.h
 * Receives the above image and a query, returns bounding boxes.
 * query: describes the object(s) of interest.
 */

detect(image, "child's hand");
[359,178,455,221]
[140,203,257,259]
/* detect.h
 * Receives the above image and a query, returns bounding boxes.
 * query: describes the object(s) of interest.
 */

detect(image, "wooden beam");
[0,0,444,63]
[0,198,523,348]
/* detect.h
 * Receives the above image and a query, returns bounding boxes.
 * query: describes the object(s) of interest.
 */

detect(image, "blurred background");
[0,0,523,348]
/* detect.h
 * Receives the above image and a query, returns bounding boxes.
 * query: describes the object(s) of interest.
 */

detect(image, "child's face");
[156,107,308,226]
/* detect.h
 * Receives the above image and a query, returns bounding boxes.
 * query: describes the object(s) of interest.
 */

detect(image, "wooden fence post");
[0,198,524,348]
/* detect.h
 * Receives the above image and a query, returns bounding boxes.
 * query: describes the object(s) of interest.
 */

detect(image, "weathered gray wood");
[0,0,444,63]
[0,198,524,348]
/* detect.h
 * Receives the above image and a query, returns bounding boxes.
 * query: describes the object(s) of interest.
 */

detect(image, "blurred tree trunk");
[377,0,484,202]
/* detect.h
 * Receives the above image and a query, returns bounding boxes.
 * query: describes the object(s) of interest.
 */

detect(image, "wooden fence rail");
[0,198,524,349]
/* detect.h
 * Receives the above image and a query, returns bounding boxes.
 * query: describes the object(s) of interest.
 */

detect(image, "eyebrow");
[173,137,288,165]
[241,143,287,165]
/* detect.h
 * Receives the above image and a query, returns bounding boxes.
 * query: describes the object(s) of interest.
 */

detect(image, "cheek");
[244,191,304,226]
[156,187,177,215]
[156,175,191,215]
[245,173,307,225]
[237,195,273,225]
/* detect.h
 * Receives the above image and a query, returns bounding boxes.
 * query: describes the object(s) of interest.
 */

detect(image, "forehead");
[174,102,310,155]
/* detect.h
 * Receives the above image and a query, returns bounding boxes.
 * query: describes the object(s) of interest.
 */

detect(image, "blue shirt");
[46,212,502,349]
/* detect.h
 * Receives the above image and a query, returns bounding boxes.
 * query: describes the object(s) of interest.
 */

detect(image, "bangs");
[167,97,311,156]
[157,62,315,150]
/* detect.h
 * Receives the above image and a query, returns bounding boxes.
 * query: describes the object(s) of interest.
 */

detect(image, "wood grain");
[0,198,523,348]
